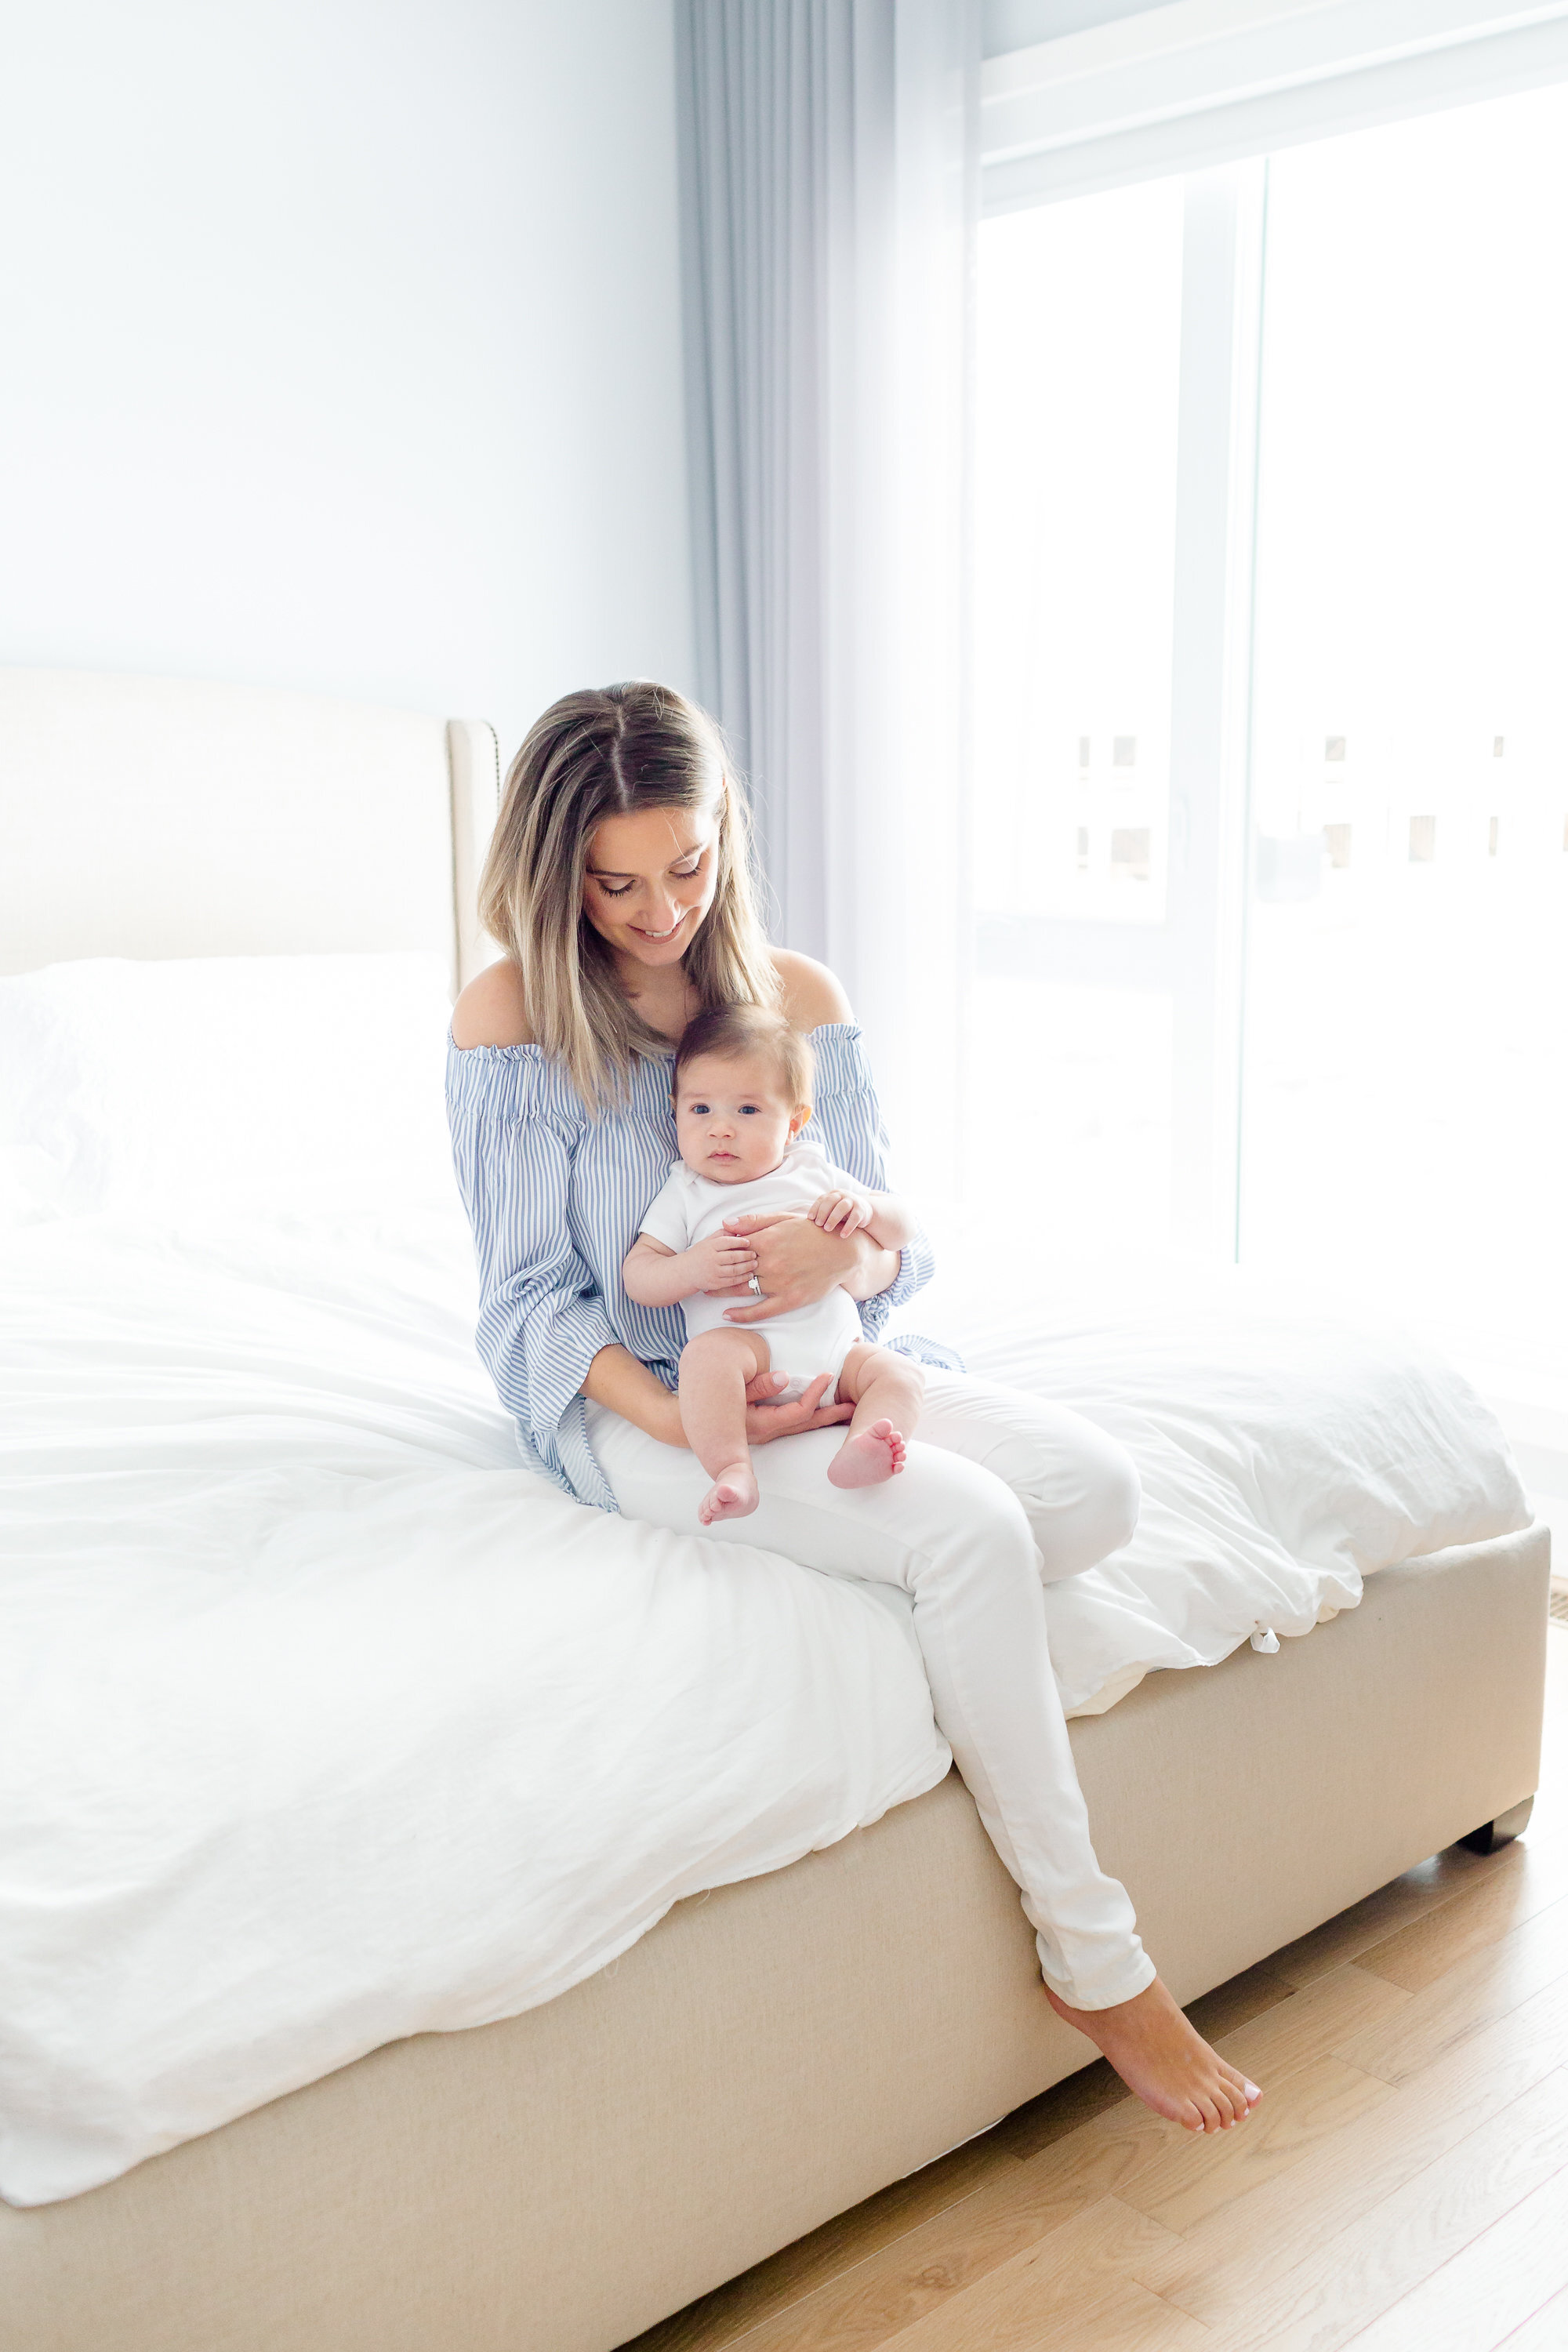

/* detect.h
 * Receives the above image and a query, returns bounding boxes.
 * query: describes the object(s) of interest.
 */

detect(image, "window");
[1240,85,1568,1406]
[969,72,1568,1422]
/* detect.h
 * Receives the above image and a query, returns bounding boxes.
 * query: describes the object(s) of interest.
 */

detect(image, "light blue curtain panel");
[676,0,891,960]
[675,0,975,1170]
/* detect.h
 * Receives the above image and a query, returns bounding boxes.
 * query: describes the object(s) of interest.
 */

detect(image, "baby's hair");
[673,1004,814,1110]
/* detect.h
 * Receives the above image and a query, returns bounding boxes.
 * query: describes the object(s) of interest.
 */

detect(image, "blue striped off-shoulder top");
[445,1021,947,1511]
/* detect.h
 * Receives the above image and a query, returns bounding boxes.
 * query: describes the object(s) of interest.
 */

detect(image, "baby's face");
[674,1050,804,1185]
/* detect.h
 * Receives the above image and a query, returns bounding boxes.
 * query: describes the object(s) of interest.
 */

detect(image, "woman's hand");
[742,1369,853,1442]
[720,1210,897,1323]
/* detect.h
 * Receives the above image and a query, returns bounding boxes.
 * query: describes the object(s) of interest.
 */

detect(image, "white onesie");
[638,1139,868,1401]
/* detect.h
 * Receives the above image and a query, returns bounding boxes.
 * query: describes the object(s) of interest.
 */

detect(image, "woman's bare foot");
[1045,1976,1261,2132]
[698,1463,759,1524]
[827,1419,907,1489]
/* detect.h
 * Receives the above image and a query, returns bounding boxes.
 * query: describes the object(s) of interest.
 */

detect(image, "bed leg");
[1458,1795,1535,1856]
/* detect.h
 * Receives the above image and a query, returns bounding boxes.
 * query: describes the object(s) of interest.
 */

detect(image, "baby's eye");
[689,1101,710,1116]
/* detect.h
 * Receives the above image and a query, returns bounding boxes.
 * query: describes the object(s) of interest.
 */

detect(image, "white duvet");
[0,955,1530,2207]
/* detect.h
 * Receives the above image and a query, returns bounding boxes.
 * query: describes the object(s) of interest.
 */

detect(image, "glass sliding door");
[969,68,1568,1424]
[1238,82,1568,1397]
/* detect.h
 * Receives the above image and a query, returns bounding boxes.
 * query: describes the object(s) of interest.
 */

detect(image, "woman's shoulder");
[769,948,853,1031]
[451,959,533,1049]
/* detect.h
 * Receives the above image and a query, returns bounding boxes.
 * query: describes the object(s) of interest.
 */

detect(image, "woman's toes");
[1220,2063,1258,2115]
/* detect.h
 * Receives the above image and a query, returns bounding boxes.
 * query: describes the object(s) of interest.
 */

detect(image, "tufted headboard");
[0,667,501,995]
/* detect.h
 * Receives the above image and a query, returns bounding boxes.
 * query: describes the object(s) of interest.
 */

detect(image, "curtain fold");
[676,0,977,1189]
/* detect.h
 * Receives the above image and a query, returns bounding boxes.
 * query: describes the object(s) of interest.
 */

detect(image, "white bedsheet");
[0,1203,1527,2207]
[914,1248,1531,1711]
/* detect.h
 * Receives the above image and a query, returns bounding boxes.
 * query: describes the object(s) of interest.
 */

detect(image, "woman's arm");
[582,1344,684,1445]
[452,959,532,1047]
[582,1342,851,1446]
[771,947,851,1026]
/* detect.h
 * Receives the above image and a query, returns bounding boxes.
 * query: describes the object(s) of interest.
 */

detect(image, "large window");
[971,74,1568,1441]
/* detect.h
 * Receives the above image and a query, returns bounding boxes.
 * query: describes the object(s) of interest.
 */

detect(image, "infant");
[622,1004,925,1526]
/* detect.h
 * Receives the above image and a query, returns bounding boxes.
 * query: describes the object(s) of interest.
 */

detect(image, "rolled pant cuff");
[1039,1946,1158,2013]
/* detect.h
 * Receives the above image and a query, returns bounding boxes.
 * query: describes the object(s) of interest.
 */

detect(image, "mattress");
[0,952,1531,2209]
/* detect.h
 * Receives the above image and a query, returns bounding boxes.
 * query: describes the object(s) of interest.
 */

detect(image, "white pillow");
[0,953,456,1225]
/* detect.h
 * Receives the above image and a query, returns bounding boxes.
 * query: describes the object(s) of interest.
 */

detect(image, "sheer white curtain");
[675,0,977,1192]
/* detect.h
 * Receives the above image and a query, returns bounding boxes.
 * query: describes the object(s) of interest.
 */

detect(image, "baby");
[622,1004,925,1526]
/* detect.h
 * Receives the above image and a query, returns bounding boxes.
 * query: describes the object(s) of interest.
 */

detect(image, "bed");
[0,666,1549,2352]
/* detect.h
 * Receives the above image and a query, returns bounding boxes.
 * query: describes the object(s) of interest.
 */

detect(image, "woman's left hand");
[719,1210,873,1324]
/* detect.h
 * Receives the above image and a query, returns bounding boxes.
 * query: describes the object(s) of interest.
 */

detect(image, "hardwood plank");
[987,2058,1131,2160]
[1338,2161,1568,2352]
[1184,1958,1302,2042]
[1331,1892,1568,2087]
[619,2132,1015,2352]
[1356,1833,1568,1994]
[1496,2281,1568,2351]
[1197,2064,1568,2352]
[1115,2055,1395,2237]
[1168,1958,1408,2088]
[676,2129,1160,2352]
[1131,1966,1568,2322]
[873,2194,1205,2352]
[1268,1845,1494,1988]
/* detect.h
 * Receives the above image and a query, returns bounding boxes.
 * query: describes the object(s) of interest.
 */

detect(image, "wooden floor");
[625,1620,1568,2352]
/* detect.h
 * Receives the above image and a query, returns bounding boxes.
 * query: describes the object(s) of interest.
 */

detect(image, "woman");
[448,681,1260,2133]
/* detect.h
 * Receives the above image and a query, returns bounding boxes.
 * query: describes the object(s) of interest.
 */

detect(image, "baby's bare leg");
[679,1329,770,1524]
[827,1345,924,1490]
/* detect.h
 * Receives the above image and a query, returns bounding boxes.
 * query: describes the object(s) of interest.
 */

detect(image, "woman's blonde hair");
[478,681,781,1105]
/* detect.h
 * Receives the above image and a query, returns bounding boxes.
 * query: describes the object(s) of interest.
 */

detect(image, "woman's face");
[583,803,720,970]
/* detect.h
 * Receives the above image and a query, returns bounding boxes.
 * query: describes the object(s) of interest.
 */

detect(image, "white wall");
[0,0,694,762]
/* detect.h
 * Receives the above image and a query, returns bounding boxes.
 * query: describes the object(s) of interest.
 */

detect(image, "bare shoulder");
[770,948,853,1030]
[450,959,533,1049]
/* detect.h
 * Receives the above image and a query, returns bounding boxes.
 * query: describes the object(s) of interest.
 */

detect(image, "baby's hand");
[809,1189,871,1236]
[686,1230,760,1296]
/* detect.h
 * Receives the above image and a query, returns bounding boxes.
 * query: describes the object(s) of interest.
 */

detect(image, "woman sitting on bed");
[447,681,1261,2136]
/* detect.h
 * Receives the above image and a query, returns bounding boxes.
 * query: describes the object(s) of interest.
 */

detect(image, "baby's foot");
[1045,1976,1261,2132]
[827,1419,907,1489]
[699,1463,759,1524]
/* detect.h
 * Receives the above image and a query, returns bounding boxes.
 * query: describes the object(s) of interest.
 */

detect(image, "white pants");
[585,1370,1156,2010]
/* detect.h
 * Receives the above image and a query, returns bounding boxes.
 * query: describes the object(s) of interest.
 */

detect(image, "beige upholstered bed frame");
[0,669,1549,2352]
